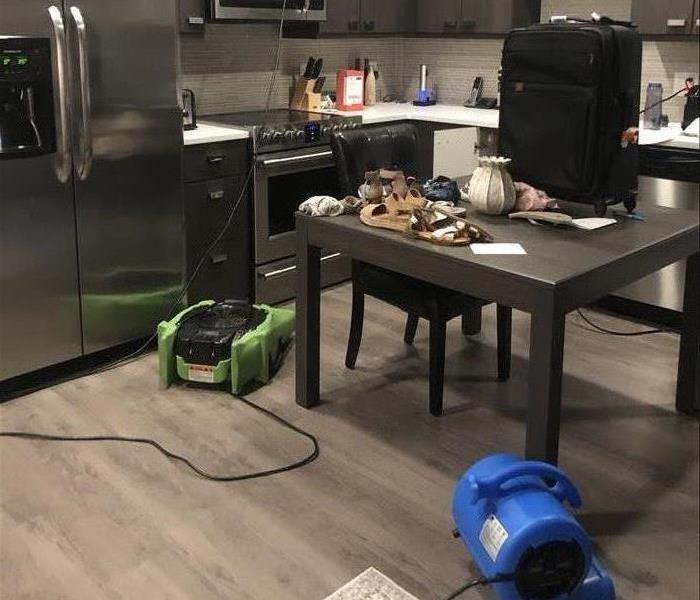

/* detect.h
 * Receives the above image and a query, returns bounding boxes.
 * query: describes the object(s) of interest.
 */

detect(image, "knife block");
[291,78,322,112]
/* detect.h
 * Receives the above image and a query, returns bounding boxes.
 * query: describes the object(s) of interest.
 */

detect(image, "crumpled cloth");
[422,176,461,205]
[298,195,366,217]
[514,182,559,212]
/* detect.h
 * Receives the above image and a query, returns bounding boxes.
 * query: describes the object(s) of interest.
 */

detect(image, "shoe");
[391,173,409,199]
[364,170,384,204]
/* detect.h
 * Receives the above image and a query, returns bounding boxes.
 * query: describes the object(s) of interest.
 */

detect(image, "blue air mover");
[452,454,614,600]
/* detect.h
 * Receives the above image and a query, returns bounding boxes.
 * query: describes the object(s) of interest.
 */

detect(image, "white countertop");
[183,122,249,146]
[317,102,500,129]
[639,122,700,151]
[186,105,699,152]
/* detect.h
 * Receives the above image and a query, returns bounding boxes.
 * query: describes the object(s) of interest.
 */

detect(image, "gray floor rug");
[324,567,421,600]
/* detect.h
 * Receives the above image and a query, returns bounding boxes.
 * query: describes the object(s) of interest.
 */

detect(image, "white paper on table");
[470,243,527,255]
[681,118,700,138]
[571,218,617,230]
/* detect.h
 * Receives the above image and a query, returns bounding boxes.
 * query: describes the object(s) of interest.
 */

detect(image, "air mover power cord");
[0,394,319,482]
[576,308,668,336]
[443,574,513,599]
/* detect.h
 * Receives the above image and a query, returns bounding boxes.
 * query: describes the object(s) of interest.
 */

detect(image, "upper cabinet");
[631,0,696,34]
[415,0,462,33]
[319,0,361,34]
[318,0,414,34]
[415,0,540,34]
[360,0,415,34]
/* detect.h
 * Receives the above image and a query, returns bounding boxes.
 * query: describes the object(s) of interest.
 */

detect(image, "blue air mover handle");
[468,462,582,508]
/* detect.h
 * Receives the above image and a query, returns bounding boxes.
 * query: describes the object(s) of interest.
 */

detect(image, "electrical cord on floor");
[443,574,513,600]
[0,395,319,482]
[576,308,668,336]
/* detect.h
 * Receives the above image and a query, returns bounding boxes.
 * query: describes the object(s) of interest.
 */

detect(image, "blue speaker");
[452,454,614,600]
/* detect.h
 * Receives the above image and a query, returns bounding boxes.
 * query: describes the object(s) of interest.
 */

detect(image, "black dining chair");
[330,123,512,416]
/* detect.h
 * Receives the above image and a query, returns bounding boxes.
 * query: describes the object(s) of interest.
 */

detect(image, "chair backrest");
[330,123,420,197]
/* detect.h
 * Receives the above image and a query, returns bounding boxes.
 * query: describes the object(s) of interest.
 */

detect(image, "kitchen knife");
[310,58,323,80]
[313,76,326,94]
[303,56,315,79]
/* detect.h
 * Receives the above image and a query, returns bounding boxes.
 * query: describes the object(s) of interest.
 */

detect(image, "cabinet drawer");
[255,252,350,305]
[184,176,249,258]
[183,140,249,182]
[187,237,251,304]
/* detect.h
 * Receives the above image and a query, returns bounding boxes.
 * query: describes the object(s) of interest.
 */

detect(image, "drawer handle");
[210,253,228,264]
[209,190,225,200]
[207,154,225,164]
[667,18,686,27]
[260,253,342,280]
[187,16,205,25]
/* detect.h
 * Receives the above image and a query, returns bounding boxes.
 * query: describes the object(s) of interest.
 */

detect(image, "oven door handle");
[260,253,342,280]
[259,150,334,167]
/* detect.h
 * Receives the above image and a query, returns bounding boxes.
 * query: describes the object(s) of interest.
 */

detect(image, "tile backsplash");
[181,24,403,115]
[181,16,699,121]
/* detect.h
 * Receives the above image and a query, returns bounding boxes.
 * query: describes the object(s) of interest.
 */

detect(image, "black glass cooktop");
[207,109,340,128]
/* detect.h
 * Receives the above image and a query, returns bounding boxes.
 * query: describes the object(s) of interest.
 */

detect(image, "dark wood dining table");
[294,202,699,464]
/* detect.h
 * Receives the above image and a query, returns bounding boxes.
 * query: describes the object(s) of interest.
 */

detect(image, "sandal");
[391,173,409,199]
[360,195,411,232]
[407,207,493,246]
[364,170,384,204]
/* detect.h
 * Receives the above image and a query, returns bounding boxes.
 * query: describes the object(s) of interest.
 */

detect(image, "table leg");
[676,252,699,415]
[526,300,566,464]
[295,217,321,408]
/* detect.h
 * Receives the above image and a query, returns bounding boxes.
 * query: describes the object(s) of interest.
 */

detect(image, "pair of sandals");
[363,169,421,204]
[360,190,492,246]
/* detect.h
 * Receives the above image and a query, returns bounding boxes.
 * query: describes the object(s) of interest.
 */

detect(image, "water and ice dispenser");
[0,37,56,157]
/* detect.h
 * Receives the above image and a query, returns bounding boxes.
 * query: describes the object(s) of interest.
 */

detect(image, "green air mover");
[158,300,295,394]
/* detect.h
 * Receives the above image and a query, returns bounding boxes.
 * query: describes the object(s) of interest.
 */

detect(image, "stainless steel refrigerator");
[0,1,184,381]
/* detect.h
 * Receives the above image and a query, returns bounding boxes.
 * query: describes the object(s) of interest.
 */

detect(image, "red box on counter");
[336,70,364,111]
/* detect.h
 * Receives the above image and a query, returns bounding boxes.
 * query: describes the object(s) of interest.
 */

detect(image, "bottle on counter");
[364,58,376,106]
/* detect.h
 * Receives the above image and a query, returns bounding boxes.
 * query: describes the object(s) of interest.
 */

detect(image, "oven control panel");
[256,117,362,152]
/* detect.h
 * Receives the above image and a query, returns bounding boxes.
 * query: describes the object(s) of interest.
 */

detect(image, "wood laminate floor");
[1,284,698,600]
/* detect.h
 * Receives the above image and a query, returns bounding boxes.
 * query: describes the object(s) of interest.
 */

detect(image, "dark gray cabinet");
[360,0,415,33]
[319,0,413,34]
[461,0,540,33]
[415,0,462,33]
[183,140,251,303]
[632,0,695,34]
[319,0,360,33]
[179,0,205,33]
[415,0,539,34]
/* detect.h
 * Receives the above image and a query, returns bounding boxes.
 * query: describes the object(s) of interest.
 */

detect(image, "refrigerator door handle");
[70,6,93,181]
[47,6,71,184]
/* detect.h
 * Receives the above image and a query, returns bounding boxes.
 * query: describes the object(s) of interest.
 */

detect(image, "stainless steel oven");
[254,145,349,304]
[205,109,361,305]
[254,146,336,263]
[209,0,326,21]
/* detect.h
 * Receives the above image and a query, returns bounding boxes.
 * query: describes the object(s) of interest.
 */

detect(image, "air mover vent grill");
[175,301,267,366]
[515,540,586,599]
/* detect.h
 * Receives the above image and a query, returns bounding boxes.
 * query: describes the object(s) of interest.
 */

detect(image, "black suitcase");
[498,19,642,216]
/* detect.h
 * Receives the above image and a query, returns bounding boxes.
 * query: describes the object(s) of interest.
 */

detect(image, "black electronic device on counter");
[0,36,55,158]
[182,88,197,131]
[465,76,484,107]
